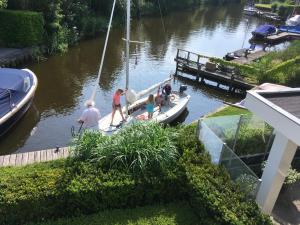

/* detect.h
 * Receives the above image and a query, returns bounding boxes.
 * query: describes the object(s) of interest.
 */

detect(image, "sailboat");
[97,0,190,133]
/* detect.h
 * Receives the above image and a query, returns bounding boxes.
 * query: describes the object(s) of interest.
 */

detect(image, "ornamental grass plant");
[71,122,179,175]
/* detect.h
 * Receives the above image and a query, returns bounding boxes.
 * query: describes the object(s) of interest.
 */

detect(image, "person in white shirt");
[78,100,101,130]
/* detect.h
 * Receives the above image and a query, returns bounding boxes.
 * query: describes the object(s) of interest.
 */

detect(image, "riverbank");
[0,47,44,67]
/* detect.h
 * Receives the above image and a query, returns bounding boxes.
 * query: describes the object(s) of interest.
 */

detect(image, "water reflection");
[0,4,268,154]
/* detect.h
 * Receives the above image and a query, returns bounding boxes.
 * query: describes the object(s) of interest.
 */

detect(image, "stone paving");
[272,181,300,225]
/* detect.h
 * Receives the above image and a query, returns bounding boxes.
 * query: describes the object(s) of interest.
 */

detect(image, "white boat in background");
[286,14,300,26]
[243,6,257,16]
[97,0,190,134]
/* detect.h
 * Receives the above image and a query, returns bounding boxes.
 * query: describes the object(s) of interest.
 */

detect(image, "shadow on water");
[0,4,265,154]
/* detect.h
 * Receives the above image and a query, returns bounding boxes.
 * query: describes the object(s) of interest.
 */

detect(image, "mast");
[125,0,131,116]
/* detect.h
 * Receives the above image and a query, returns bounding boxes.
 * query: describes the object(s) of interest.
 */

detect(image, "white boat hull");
[98,92,190,134]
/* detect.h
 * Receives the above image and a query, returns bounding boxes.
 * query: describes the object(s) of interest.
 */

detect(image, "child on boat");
[111,89,126,126]
[146,94,155,119]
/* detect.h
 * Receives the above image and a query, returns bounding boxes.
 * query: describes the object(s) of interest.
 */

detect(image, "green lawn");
[208,105,250,117]
[30,202,199,225]
[255,3,272,10]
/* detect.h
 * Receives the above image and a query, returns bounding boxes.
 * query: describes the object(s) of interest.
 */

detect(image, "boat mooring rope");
[90,0,117,102]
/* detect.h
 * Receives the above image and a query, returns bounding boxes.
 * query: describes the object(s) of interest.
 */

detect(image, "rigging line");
[90,0,117,101]
[157,0,168,43]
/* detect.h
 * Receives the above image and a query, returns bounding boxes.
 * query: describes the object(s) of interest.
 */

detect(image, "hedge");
[0,160,185,225]
[209,57,258,81]
[180,149,272,225]
[0,9,44,47]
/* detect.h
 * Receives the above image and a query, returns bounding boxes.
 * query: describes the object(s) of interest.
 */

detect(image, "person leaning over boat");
[78,100,101,130]
[111,89,126,126]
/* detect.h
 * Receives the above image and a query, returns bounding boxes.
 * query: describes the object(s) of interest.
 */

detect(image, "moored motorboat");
[279,25,300,34]
[243,6,257,16]
[224,44,257,61]
[0,68,38,137]
[251,24,277,40]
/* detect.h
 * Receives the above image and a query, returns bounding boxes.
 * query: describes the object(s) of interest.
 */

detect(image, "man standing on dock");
[78,100,101,130]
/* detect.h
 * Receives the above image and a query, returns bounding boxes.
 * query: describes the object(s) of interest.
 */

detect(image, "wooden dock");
[231,50,267,65]
[174,49,255,93]
[0,147,69,167]
[266,32,300,43]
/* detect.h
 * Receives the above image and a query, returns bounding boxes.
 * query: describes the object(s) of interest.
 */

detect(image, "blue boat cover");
[0,68,32,93]
[254,25,276,35]
[279,25,300,34]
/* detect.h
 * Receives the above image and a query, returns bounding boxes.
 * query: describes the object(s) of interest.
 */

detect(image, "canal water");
[0,4,272,154]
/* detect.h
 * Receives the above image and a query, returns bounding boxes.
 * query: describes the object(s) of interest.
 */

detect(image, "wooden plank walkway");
[0,147,69,167]
[174,49,255,93]
[231,50,267,65]
[266,32,300,43]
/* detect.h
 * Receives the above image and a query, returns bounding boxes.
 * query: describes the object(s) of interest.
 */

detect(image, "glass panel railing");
[198,115,268,199]
[198,122,225,164]
[220,144,261,198]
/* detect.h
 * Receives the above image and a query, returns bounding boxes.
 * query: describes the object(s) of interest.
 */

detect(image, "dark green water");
[0,4,269,154]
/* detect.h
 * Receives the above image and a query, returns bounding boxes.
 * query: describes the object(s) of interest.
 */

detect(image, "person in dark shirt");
[162,83,172,101]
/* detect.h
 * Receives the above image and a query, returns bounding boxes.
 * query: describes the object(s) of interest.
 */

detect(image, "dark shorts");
[112,103,121,109]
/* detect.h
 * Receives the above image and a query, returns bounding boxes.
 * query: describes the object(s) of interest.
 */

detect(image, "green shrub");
[224,124,273,156]
[0,159,184,225]
[174,123,202,154]
[0,0,6,9]
[72,122,179,176]
[277,4,299,18]
[0,9,44,47]
[260,0,271,5]
[271,2,278,12]
[80,16,106,38]
[180,149,272,225]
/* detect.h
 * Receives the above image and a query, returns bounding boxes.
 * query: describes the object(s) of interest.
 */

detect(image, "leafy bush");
[180,149,272,225]
[0,9,44,47]
[260,0,271,5]
[253,41,300,86]
[277,4,300,18]
[271,2,278,12]
[80,16,107,38]
[224,124,273,156]
[0,0,6,9]
[0,159,184,225]
[72,122,179,176]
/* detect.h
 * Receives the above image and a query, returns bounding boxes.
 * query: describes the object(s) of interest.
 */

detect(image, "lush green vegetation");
[255,0,300,17]
[30,201,198,225]
[208,105,250,117]
[2,0,204,52]
[0,10,44,47]
[0,123,271,225]
[252,41,300,87]
[225,123,273,156]
[212,41,300,87]
[72,122,179,176]
[0,0,6,8]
